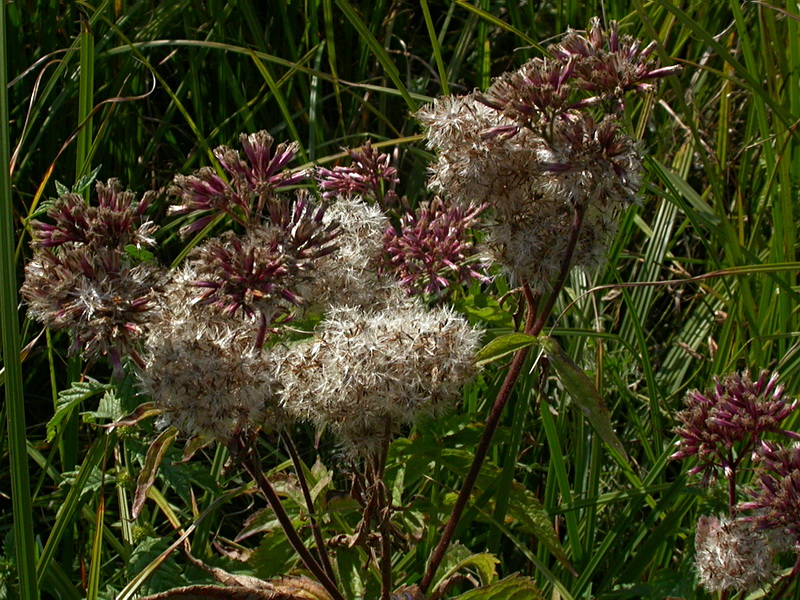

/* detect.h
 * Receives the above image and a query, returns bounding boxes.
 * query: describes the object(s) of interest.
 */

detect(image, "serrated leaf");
[539,336,628,461]
[505,484,575,575]
[450,574,545,600]
[73,164,102,194]
[82,389,125,424]
[475,333,538,367]
[55,180,70,197]
[47,379,109,442]
[132,427,179,519]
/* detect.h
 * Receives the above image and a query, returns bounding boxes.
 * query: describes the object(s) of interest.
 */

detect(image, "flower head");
[31,179,157,250]
[169,131,306,236]
[671,371,799,485]
[551,18,681,103]
[316,140,399,206]
[383,198,490,297]
[740,442,800,544]
[275,299,481,455]
[307,196,402,309]
[21,245,164,370]
[139,283,279,443]
[182,194,339,345]
[694,514,785,593]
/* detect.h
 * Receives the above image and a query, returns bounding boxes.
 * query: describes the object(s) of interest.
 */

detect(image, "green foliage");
[3,0,800,599]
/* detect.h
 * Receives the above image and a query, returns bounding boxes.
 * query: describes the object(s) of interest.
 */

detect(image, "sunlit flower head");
[275,299,481,455]
[168,131,306,236]
[316,140,399,206]
[181,195,338,346]
[383,198,490,297]
[308,196,403,309]
[740,442,800,545]
[31,179,157,251]
[551,17,681,103]
[139,282,280,444]
[21,245,164,371]
[671,371,799,485]
[694,514,785,593]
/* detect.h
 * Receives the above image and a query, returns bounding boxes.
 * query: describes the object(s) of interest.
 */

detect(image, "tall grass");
[2,1,799,599]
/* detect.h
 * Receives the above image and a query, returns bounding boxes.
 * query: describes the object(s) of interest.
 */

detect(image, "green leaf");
[73,163,102,194]
[456,293,514,328]
[449,574,545,600]
[475,333,538,367]
[132,427,180,519]
[54,180,70,197]
[82,389,125,424]
[538,336,628,461]
[46,379,109,442]
[124,244,155,262]
[504,484,575,576]
[435,543,498,590]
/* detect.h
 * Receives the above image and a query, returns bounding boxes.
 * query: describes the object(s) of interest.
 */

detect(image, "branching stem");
[280,431,337,585]
[235,438,344,600]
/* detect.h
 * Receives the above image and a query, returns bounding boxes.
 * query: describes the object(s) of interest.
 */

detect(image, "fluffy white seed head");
[275,298,481,455]
[694,514,785,593]
[138,273,280,444]
[307,196,403,309]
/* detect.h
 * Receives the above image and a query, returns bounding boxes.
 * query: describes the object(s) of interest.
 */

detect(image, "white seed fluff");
[274,298,481,454]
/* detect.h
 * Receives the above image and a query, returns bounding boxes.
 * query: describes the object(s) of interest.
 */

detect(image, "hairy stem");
[281,431,337,585]
[419,203,586,595]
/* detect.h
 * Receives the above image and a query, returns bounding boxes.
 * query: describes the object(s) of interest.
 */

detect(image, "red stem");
[419,203,586,596]
[236,440,345,600]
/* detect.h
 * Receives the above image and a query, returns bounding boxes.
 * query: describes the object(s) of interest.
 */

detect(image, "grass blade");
[0,2,39,599]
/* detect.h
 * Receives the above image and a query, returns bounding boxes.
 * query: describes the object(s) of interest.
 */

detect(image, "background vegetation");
[2,0,799,598]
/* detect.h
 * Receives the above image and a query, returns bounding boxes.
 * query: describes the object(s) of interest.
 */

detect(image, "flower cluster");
[31,179,157,250]
[740,443,800,545]
[671,371,798,484]
[184,194,338,345]
[694,514,786,593]
[316,140,399,207]
[418,19,678,291]
[274,298,481,455]
[169,130,307,237]
[138,280,280,444]
[383,198,490,297]
[21,180,163,370]
[307,196,400,309]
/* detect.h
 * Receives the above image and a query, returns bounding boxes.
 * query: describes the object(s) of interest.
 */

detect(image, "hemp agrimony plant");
[671,371,800,598]
[21,18,680,600]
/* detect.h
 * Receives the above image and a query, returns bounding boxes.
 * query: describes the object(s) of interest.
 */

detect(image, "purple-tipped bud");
[671,370,799,485]
[382,199,490,298]
[739,443,800,545]
[32,179,157,250]
[315,140,399,205]
[169,131,306,235]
